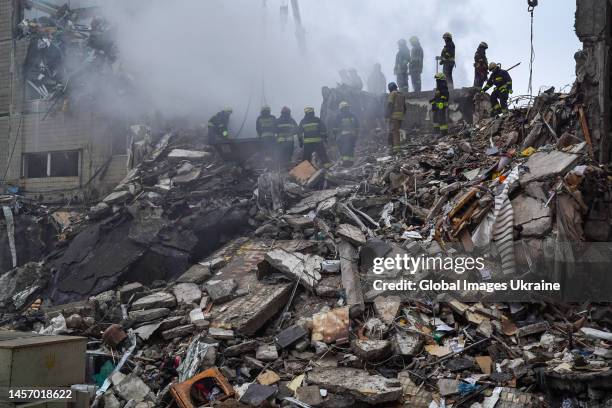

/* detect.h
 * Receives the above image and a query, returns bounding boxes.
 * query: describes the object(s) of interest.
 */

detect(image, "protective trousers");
[490,89,509,114]
[410,72,421,93]
[337,134,356,165]
[442,63,454,89]
[397,72,409,93]
[388,119,402,153]
[474,70,487,88]
[433,108,448,136]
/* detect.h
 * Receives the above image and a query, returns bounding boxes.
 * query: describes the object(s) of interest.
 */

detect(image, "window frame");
[22,149,82,179]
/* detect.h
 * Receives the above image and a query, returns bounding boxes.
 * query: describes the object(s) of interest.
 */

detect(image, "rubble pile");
[1,86,612,407]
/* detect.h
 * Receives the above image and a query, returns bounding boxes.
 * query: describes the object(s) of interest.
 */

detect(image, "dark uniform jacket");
[208,111,230,142]
[432,80,450,109]
[474,48,488,74]
[409,44,424,74]
[276,115,298,142]
[333,110,360,138]
[440,40,455,65]
[256,114,277,138]
[298,113,327,144]
[483,68,513,93]
[394,46,411,74]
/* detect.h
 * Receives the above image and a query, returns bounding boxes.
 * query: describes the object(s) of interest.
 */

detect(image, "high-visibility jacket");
[333,111,359,138]
[208,111,230,141]
[431,79,449,110]
[256,114,277,139]
[386,90,407,121]
[483,68,513,94]
[298,114,327,144]
[440,40,455,65]
[276,115,298,142]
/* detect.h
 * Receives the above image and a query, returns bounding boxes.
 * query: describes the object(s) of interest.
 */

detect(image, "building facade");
[0,0,127,203]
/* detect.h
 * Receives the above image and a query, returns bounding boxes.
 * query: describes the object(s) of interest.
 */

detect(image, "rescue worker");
[207,107,232,144]
[256,105,278,160]
[276,106,298,168]
[394,39,411,93]
[298,107,329,164]
[409,36,423,92]
[385,82,406,154]
[473,42,489,88]
[367,63,387,94]
[482,62,513,115]
[439,32,455,90]
[430,72,449,136]
[333,101,360,166]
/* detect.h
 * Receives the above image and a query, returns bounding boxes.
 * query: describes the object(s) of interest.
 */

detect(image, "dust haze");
[94,0,496,133]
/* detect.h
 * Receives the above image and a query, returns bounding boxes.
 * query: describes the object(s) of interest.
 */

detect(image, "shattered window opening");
[23,150,80,178]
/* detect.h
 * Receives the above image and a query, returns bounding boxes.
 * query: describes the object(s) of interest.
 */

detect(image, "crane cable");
[527,0,538,96]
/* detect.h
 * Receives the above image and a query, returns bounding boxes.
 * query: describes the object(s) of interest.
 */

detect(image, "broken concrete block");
[172,283,202,305]
[256,344,279,361]
[167,149,212,161]
[224,340,259,357]
[336,223,366,246]
[114,373,151,402]
[275,325,308,348]
[520,146,582,184]
[283,215,314,229]
[129,308,170,324]
[102,392,121,408]
[209,327,235,340]
[188,308,209,329]
[131,292,176,310]
[437,378,460,396]
[205,279,237,303]
[212,283,292,336]
[393,331,423,357]
[103,190,132,205]
[373,296,401,324]
[307,367,402,404]
[158,316,184,331]
[89,202,111,220]
[295,385,323,406]
[102,324,128,347]
[264,249,323,291]
[257,370,281,386]
[176,263,212,284]
[161,324,195,340]
[312,306,350,344]
[511,195,552,236]
[240,383,277,406]
[118,282,145,303]
[306,168,326,189]
[351,339,392,362]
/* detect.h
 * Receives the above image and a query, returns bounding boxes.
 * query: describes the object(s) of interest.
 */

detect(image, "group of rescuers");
[208,32,512,165]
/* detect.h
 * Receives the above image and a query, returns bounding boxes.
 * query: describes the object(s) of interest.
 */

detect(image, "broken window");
[23,150,80,178]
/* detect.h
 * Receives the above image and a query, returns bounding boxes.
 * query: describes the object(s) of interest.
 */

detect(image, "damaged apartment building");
[0,0,144,203]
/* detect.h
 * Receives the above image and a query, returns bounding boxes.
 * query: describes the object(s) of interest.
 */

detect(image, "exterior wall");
[0,0,127,202]
[574,0,612,163]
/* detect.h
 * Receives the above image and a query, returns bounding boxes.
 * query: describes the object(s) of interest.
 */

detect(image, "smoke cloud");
[89,0,578,134]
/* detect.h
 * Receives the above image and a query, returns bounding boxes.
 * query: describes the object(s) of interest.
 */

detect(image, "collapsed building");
[0,1,611,408]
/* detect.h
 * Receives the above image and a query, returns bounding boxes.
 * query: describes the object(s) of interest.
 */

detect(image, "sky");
[89,0,580,128]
